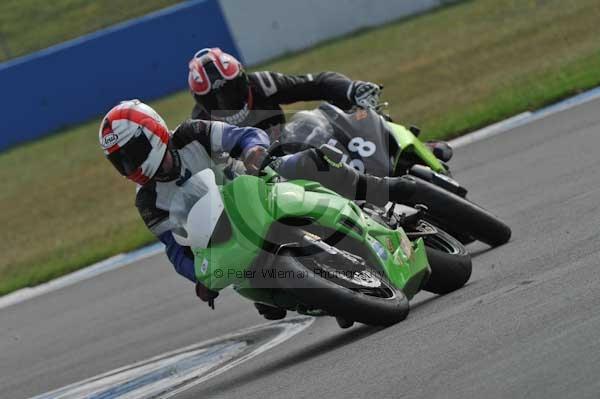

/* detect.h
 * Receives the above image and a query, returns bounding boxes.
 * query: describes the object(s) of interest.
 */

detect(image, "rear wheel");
[420,223,472,295]
[269,248,409,326]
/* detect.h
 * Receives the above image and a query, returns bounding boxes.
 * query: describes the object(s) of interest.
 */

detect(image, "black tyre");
[421,225,472,295]
[407,177,512,246]
[270,248,409,326]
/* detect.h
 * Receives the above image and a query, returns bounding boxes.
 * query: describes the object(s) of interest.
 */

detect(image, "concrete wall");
[219,0,450,65]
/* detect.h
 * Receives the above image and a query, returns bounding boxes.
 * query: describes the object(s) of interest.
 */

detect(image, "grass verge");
[2,0,600,295]
[0,0,180,63]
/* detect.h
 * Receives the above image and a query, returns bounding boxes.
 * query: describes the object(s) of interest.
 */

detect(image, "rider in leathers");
[188,48,382,140]
[100,100,416,320]
[188,48,453,163]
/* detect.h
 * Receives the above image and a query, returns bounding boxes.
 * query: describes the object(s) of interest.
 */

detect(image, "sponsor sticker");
[212,79,227,89]
[372,241,388,261]
[355,109,368,121]
[385,237,395,252]
[102,133,119,148]
[200,258,209,275]
[399,235,413,258]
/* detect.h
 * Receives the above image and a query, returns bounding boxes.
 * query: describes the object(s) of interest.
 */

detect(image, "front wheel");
[407,177,512,247]
[269,248,409,326]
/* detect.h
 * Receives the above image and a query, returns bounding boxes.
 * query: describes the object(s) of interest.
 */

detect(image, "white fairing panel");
[169,169,225,249]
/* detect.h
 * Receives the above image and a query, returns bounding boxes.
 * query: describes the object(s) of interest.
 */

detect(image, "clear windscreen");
[169,171,218,239]
[281,110,334,151]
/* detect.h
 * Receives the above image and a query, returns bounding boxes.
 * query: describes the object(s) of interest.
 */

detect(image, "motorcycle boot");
[254,303,287,320]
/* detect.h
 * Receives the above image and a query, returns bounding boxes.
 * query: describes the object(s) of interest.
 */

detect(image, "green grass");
[0,0,180,62]
[2,0,600,295]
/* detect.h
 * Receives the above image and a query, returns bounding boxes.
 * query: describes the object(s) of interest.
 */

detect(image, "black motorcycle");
[280,102,511,247]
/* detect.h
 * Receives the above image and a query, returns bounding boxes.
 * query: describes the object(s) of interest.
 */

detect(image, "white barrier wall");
[219,0,452,65]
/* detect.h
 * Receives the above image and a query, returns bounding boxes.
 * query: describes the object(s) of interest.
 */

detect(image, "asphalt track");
[2,97,600,399]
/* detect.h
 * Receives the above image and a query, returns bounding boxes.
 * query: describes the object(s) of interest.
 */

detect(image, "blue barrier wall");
[0,0,239,151]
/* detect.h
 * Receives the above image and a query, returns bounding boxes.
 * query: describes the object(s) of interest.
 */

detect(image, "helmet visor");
[197,75,249,116]
[107,132,153,176]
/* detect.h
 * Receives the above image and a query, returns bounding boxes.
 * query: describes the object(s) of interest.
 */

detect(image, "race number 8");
[348,137,376,158]
[348,159,365,173]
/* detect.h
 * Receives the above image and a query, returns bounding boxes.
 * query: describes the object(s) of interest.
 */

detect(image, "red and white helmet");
[188,48,251,123]
[99,100,170,185]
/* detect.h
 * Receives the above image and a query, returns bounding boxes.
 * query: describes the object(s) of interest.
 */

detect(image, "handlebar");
[257,140,286,175]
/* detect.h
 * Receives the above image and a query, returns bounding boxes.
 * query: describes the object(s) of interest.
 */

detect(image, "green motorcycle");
[170,165,471,327]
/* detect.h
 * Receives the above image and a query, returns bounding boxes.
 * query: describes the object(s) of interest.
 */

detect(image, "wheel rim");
[413,221,463,255]
[327,268,381,288]
[423,234,461,255]
[302,257,397,300]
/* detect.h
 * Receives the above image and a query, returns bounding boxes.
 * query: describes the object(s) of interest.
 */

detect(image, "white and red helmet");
[99,100,170,185]
[188,48,251,123]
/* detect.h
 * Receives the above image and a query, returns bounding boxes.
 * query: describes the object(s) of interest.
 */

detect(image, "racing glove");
[159,232,219,308]
[196,282,219,309]
[426,141,454,162]
[349,81,382,109]
[243,145,269,175]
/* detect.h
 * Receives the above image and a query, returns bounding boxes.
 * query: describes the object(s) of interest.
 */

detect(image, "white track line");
[3,86,600,310]
[0,243,163,310]
[31,317,315,399]
[449,112,532,148]
[450,86,600,148]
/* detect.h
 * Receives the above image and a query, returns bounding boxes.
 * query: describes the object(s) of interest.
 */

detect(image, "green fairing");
[388,123,445,173]
[193,173,430,304]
